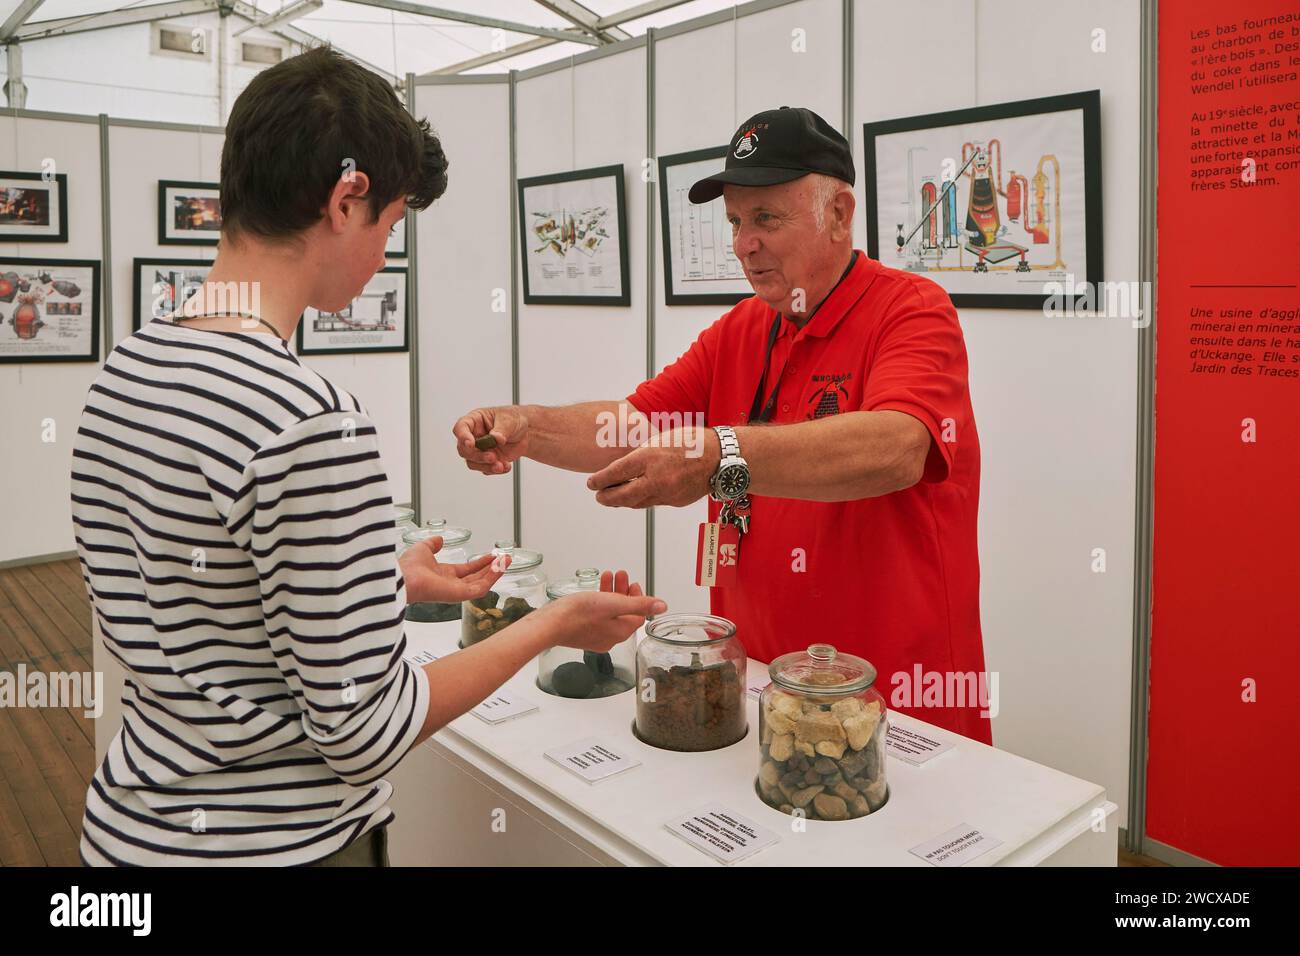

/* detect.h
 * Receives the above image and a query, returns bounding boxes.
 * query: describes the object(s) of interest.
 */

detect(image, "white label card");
[544,738,641,783]
[886,724,955,765]
[666,805,780,865]
[909,823,1002,867]
[405,649,439,666]
[471,690,538,724]
[747,679,771,700]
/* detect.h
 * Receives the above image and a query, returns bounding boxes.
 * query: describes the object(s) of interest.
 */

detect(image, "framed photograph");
[0,171,68,243]
[0,257,100,363]
[132,257,213,331]
[386,212,406,258]
[517,164,629,306]
[158,180,222,245]
[296,267,407,355]
[657,146,751,306]
[863,90,1102,310]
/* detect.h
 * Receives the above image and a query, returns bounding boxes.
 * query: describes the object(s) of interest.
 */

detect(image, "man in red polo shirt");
[453,106,990,744]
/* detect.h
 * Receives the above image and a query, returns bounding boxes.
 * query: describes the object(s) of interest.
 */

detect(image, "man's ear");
[323,171,372,234]
[830,186,856,243]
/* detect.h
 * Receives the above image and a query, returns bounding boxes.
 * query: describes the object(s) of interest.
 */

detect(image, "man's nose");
[733,226,761,259]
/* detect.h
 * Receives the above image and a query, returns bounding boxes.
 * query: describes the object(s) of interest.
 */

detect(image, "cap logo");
[733,127,759,159]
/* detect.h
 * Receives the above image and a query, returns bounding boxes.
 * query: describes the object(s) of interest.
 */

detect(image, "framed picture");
[0,257,100,363]
[158,180,222,245]
[517,164,629,306]
[863,90,1102,310]
[386,212,406,258]
[657,146,751,306]
[0,171,68,243]
[296,267,407,355]
[132,257,213,331]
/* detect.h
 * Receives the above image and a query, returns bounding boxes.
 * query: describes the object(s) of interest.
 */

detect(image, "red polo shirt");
[628,250,990,744]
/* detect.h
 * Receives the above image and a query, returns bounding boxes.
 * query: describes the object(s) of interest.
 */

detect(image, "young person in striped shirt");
[71,45,664,867]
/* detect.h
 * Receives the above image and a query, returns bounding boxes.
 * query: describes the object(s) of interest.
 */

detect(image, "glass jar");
[756,643,888,821]
[402,519,472,623]
[460,541,545,647]
[392,506,417,553]
[634,613,747,752]
[536,568,636,699]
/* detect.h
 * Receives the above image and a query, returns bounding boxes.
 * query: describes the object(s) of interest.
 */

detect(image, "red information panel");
[1152,0,1300,864]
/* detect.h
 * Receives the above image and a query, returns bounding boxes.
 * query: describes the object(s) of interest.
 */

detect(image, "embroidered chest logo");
[807,372,853,419]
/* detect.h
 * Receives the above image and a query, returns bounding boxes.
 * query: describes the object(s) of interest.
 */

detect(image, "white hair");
[809,173,845,232]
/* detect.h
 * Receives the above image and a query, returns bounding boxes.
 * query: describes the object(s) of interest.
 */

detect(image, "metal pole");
[405,71,422,520]
[644,27,656,594]
[509,69,521,547]
[98,113,114,355]
[1127,0,1159,858]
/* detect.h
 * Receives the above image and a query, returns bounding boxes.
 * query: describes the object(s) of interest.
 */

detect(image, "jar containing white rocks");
[756,643,888,821]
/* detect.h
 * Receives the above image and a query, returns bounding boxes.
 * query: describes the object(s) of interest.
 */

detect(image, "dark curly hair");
[219,45,448,241]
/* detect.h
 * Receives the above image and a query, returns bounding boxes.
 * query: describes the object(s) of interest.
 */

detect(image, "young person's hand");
[400,535,508,605]
[453,406,530,475]
[542,569,665,653]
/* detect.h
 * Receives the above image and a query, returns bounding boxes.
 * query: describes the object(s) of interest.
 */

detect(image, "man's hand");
[585,426,720,509]
[452,406,529,475]
[400,535,509,604]
[543,569,666,652]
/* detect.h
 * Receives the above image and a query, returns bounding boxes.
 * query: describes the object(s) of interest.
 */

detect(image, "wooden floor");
[0,558,1171,868]
[0,557,96,866]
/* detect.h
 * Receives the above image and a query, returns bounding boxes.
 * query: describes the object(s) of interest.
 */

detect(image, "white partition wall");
[514,47,650,582]
[0,112,105,565]
[106,121,223,350]
[854,0,1142,829]
[412,77,515,546]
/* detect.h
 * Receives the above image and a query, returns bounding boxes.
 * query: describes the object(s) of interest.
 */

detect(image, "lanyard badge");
[695,496,750,588]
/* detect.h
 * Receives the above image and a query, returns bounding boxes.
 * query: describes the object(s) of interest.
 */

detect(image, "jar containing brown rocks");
[635,613,747,752]
[756,643,887,821]
[460,542,545,647]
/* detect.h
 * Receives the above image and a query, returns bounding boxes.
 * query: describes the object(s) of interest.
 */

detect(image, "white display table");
[386,620,1117,867]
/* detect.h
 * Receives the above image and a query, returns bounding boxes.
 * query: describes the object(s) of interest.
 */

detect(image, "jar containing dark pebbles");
[402,519,472,623]
[536,568,636,699]
[634,613,747,752]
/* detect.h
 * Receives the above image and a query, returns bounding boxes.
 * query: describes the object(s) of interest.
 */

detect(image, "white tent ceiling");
[0,0,740,78]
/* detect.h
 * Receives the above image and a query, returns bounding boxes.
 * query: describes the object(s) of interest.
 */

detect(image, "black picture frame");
[131,257,214,332]
[386,212,407,259]
[657,146,752,307]
[863,90,1103,311]
[295,266,409,356]
[158,179,222,246]
[517,164,630,306]
[0,256,101,364]
[0,170,69,243]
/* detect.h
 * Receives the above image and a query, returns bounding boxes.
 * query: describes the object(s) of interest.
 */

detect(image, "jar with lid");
[402,519,472,623]
[756,643,888,820]
[392,506,417,553]
[536,569,636,699]
[634,613,746,752]
[460,541,545,647]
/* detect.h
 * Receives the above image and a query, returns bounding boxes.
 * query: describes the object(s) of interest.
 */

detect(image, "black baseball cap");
[688,105,855,204]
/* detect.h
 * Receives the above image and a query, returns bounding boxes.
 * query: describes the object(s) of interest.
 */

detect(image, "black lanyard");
[747,251,858,424]
[748,313,786,423]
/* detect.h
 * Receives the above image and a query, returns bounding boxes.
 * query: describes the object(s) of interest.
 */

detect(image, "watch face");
[717,463,750,499]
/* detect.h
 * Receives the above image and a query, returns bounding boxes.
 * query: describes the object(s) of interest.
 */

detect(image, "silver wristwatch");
[709,425,751,501]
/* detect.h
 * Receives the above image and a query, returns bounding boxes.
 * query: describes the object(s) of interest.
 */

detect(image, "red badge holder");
[695,497,749,588]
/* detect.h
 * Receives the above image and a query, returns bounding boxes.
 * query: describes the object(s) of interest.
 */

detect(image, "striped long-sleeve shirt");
[71,317,429,866]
